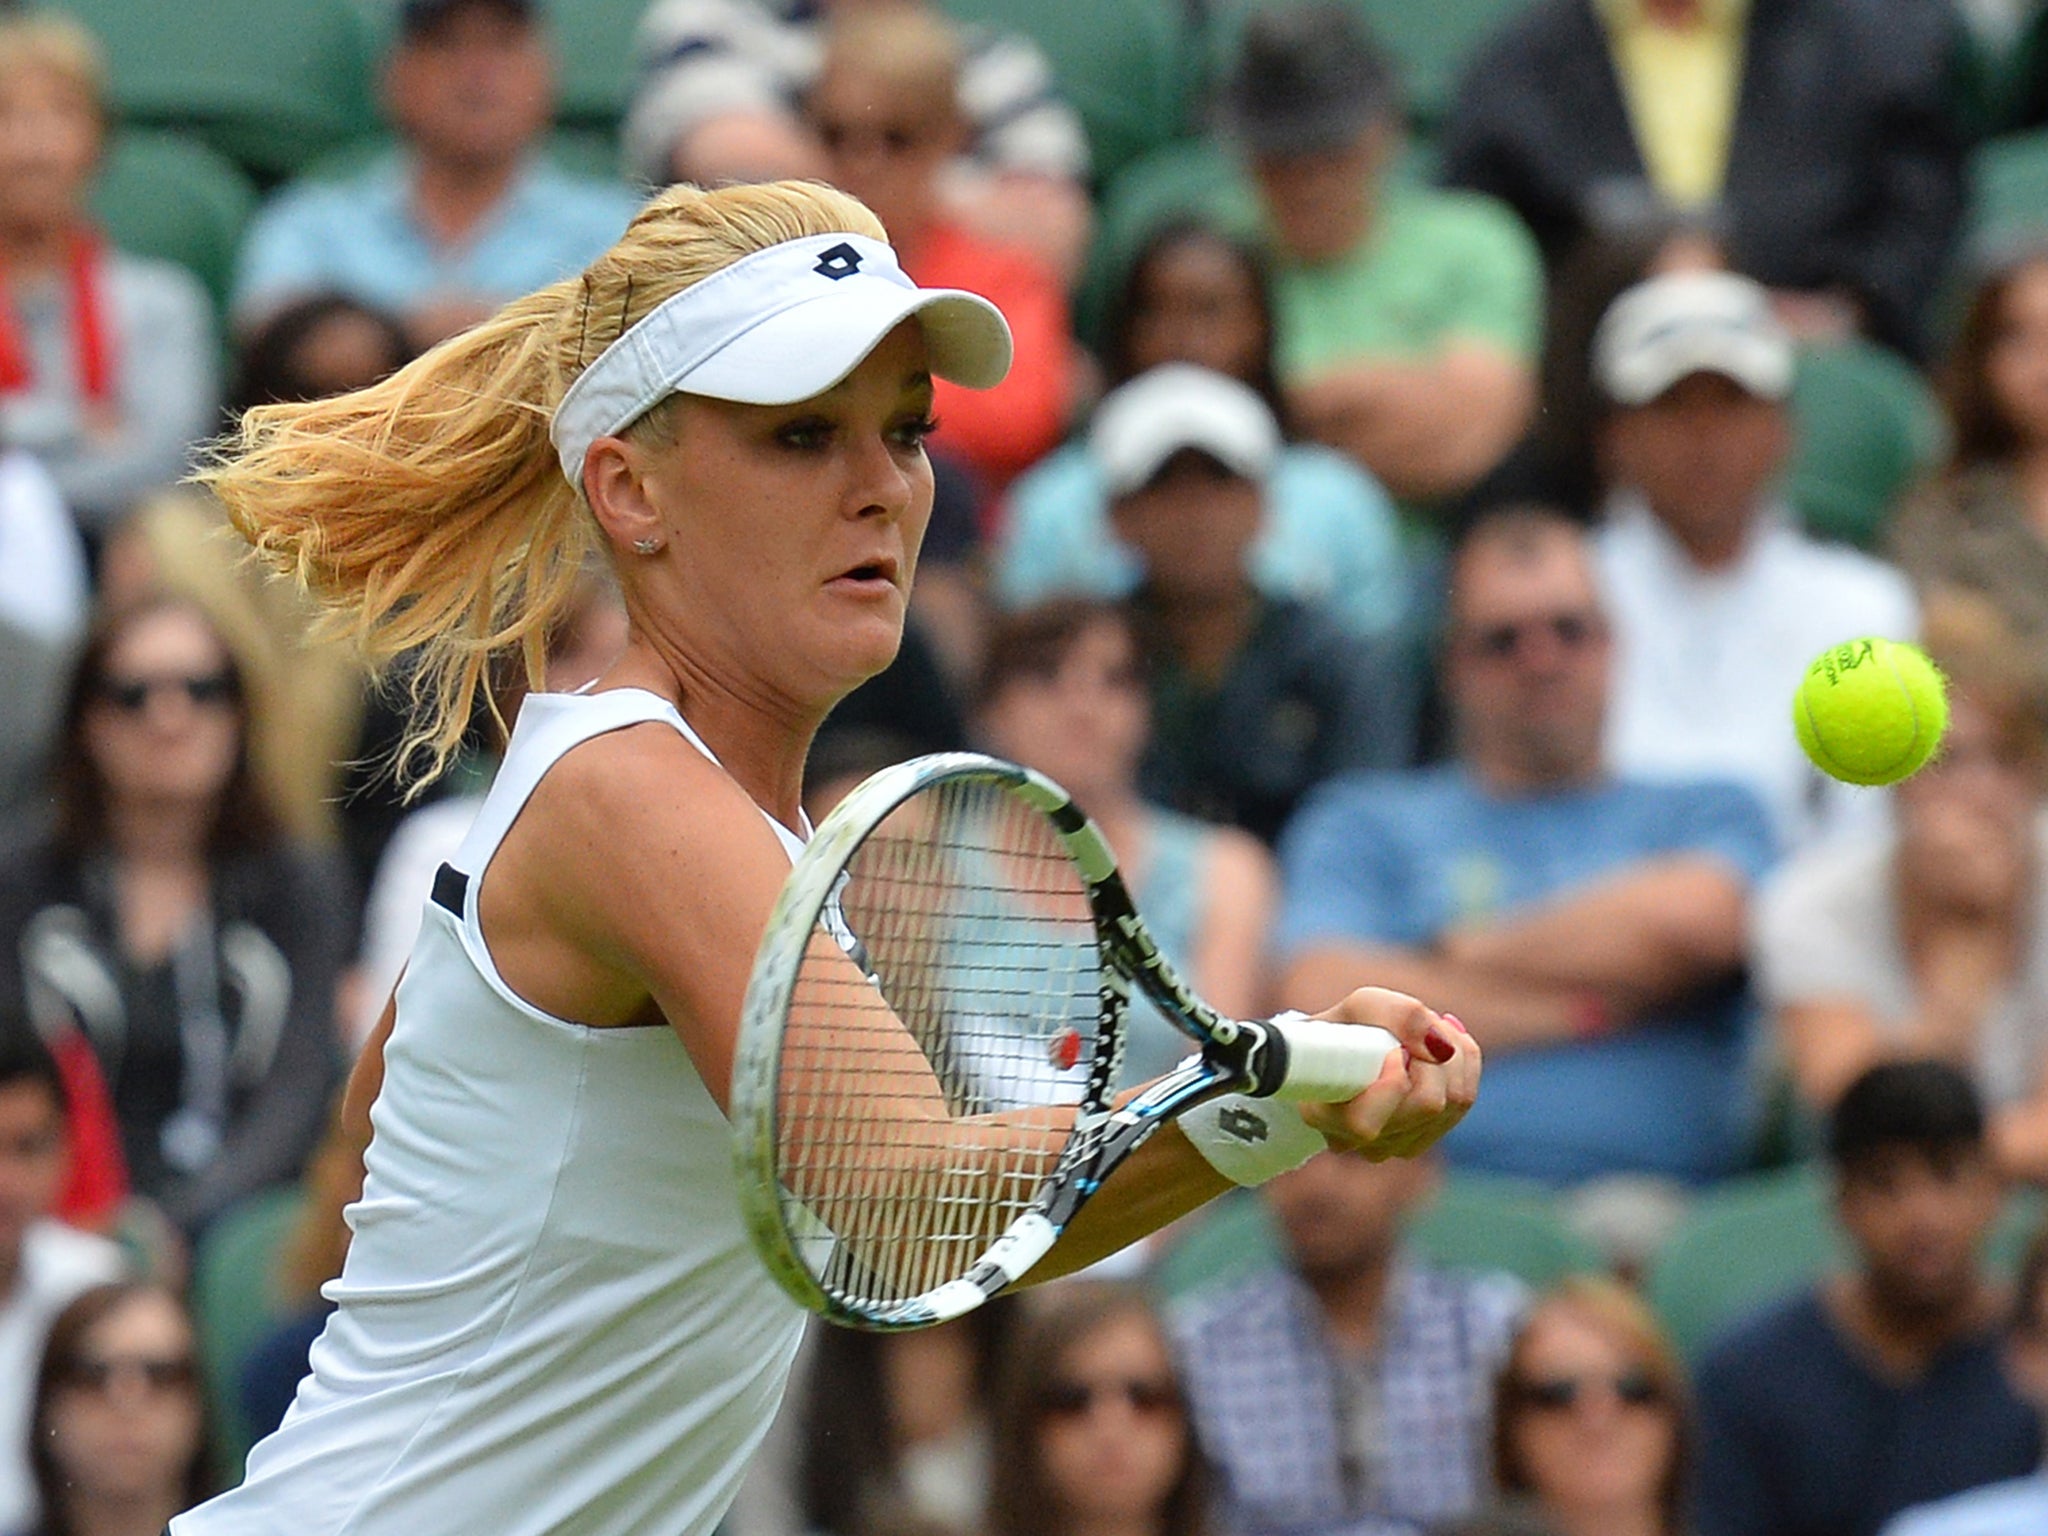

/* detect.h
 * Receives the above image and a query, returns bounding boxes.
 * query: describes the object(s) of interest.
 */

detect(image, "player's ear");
[582,437,664,554]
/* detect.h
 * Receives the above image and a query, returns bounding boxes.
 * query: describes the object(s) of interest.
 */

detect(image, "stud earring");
[632,536,664,555]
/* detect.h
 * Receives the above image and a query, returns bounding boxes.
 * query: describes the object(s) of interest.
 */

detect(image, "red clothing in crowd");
[901,219,1077,500]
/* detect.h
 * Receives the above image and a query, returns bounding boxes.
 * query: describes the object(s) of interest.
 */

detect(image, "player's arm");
[339,986,398,1159]
[1034,990,1477,1281]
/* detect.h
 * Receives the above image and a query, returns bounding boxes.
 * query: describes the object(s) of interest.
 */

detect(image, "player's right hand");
[1295,988,1479,1162]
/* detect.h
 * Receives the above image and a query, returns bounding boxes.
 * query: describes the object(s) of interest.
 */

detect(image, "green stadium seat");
[1150,1171,1603,1303]
[192,1186,306,1476]
[937,0,1196,190]
[89,130,258,318]
[1644,1167,2045,1362]
[53,0,379,179]
[1969,127,2048,258]
[1786,339,1947,551]
[1200,0,1538,135]
[529,0,648,129]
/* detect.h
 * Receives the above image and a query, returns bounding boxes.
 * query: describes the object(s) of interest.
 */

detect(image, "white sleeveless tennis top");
[174,688,808,1536]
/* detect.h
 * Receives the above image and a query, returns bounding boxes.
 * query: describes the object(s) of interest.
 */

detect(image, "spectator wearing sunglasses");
[1589,270,1917,854]
[0,596,348,1241]
[806,3,1078,496]
[1275,505,1774,1191]
[1694,1062,2042,1536]
[19,1281,216,1536]
[1481,1277,1694,1536]
[987,1282,1210,1536]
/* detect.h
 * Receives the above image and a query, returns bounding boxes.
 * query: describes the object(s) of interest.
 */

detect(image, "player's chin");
[811,604,906,685]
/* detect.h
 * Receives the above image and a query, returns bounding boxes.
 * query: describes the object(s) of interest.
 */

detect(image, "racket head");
[732,753,1135,1329]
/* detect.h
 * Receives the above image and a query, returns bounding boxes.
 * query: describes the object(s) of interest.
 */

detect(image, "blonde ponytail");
[202,179,889,789]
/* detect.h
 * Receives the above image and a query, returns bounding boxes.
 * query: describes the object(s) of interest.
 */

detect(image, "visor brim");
[676,276,1013,405]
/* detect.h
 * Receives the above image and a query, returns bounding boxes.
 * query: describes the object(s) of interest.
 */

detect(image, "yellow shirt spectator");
[1594,0,1750,207]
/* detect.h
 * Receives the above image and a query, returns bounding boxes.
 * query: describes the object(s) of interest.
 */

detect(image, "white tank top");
[175,689,808,1536]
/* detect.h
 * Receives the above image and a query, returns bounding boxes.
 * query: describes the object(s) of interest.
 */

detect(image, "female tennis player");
[170,180,1478,1536]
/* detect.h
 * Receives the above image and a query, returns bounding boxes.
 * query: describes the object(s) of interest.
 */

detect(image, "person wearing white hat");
[1590,268,1918,853]
[169,182,1478,1536]
[1090,365,1420,844]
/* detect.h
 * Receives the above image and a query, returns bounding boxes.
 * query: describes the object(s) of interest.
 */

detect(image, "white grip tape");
[1266,1012,1402,1103]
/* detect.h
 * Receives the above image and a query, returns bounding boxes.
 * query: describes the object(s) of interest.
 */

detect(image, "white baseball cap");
[550,231,1013,489]
[1089,364,1281,497]
[1593,270,1795,407]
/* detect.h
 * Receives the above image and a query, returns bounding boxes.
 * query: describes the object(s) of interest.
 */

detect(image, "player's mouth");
[826,555,901,594]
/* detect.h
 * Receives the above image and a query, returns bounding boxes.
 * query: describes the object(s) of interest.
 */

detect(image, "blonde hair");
[202,179,888,788]
[0,13,108,115]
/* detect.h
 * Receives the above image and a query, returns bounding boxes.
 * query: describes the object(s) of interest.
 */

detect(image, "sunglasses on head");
[62,1353,199,1396]
[1515,1368,1663,1413]
[1465,611,1605,662]
[1038,1375,1181,1420]
[94,671,239,714]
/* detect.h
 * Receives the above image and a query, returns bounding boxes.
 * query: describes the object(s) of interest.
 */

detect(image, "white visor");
[550,231,1013,488]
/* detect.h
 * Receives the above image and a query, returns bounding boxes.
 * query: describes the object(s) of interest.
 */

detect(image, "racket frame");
[732,753,1297,1330]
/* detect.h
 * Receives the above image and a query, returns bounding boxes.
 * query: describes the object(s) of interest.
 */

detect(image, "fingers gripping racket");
[731,752,1398,1330]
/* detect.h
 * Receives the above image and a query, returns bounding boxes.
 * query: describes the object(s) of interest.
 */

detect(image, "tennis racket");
[731,751,1399,1331]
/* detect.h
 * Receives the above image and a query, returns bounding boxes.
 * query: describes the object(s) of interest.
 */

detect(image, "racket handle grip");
[1264,1013,1402,1103]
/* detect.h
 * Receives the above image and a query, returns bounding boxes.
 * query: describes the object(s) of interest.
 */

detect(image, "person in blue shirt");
[232,0,641,351]
[993,222,1411,645]
[1696,1062,2042,1536]
[1274,503,1775,1185]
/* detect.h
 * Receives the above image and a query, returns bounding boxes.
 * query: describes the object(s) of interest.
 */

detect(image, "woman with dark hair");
[0,595,348,1237]
[985,1281,1210,1536]
[1485,1278,1694,1536]
[974,598,1275,1085]
[20,1282,217,1536]
[1888,247,2048,678]
[793,1300,1019,1536]
[995,222,1408,642]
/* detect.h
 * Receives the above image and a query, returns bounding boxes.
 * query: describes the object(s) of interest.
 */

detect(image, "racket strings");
[774,779,1105,1306]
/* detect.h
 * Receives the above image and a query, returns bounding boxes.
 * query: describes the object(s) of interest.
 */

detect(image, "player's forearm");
[1028,1127,1233,1283]
[1279,944,1576,1050]
[1441,860,1748,1006]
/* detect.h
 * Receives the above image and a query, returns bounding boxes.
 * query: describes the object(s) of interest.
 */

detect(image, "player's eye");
[773,416,835,452]
[890,414,939,450]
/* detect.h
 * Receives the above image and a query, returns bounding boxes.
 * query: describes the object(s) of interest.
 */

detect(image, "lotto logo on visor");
[813,243,864,280]
[549,231,1012,490]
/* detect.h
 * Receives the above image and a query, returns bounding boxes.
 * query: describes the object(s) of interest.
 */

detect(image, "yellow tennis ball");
[1793,638,1949,787]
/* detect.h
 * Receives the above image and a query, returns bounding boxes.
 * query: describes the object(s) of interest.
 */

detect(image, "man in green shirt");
[1220,3,1544,506]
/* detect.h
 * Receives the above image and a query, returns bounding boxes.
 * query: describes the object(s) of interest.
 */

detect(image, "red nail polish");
[1444,1013,1469,1034]
[1423,1028,1456,1064]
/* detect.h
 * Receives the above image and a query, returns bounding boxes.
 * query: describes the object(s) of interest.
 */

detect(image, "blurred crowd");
[5,0,2048,1532]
